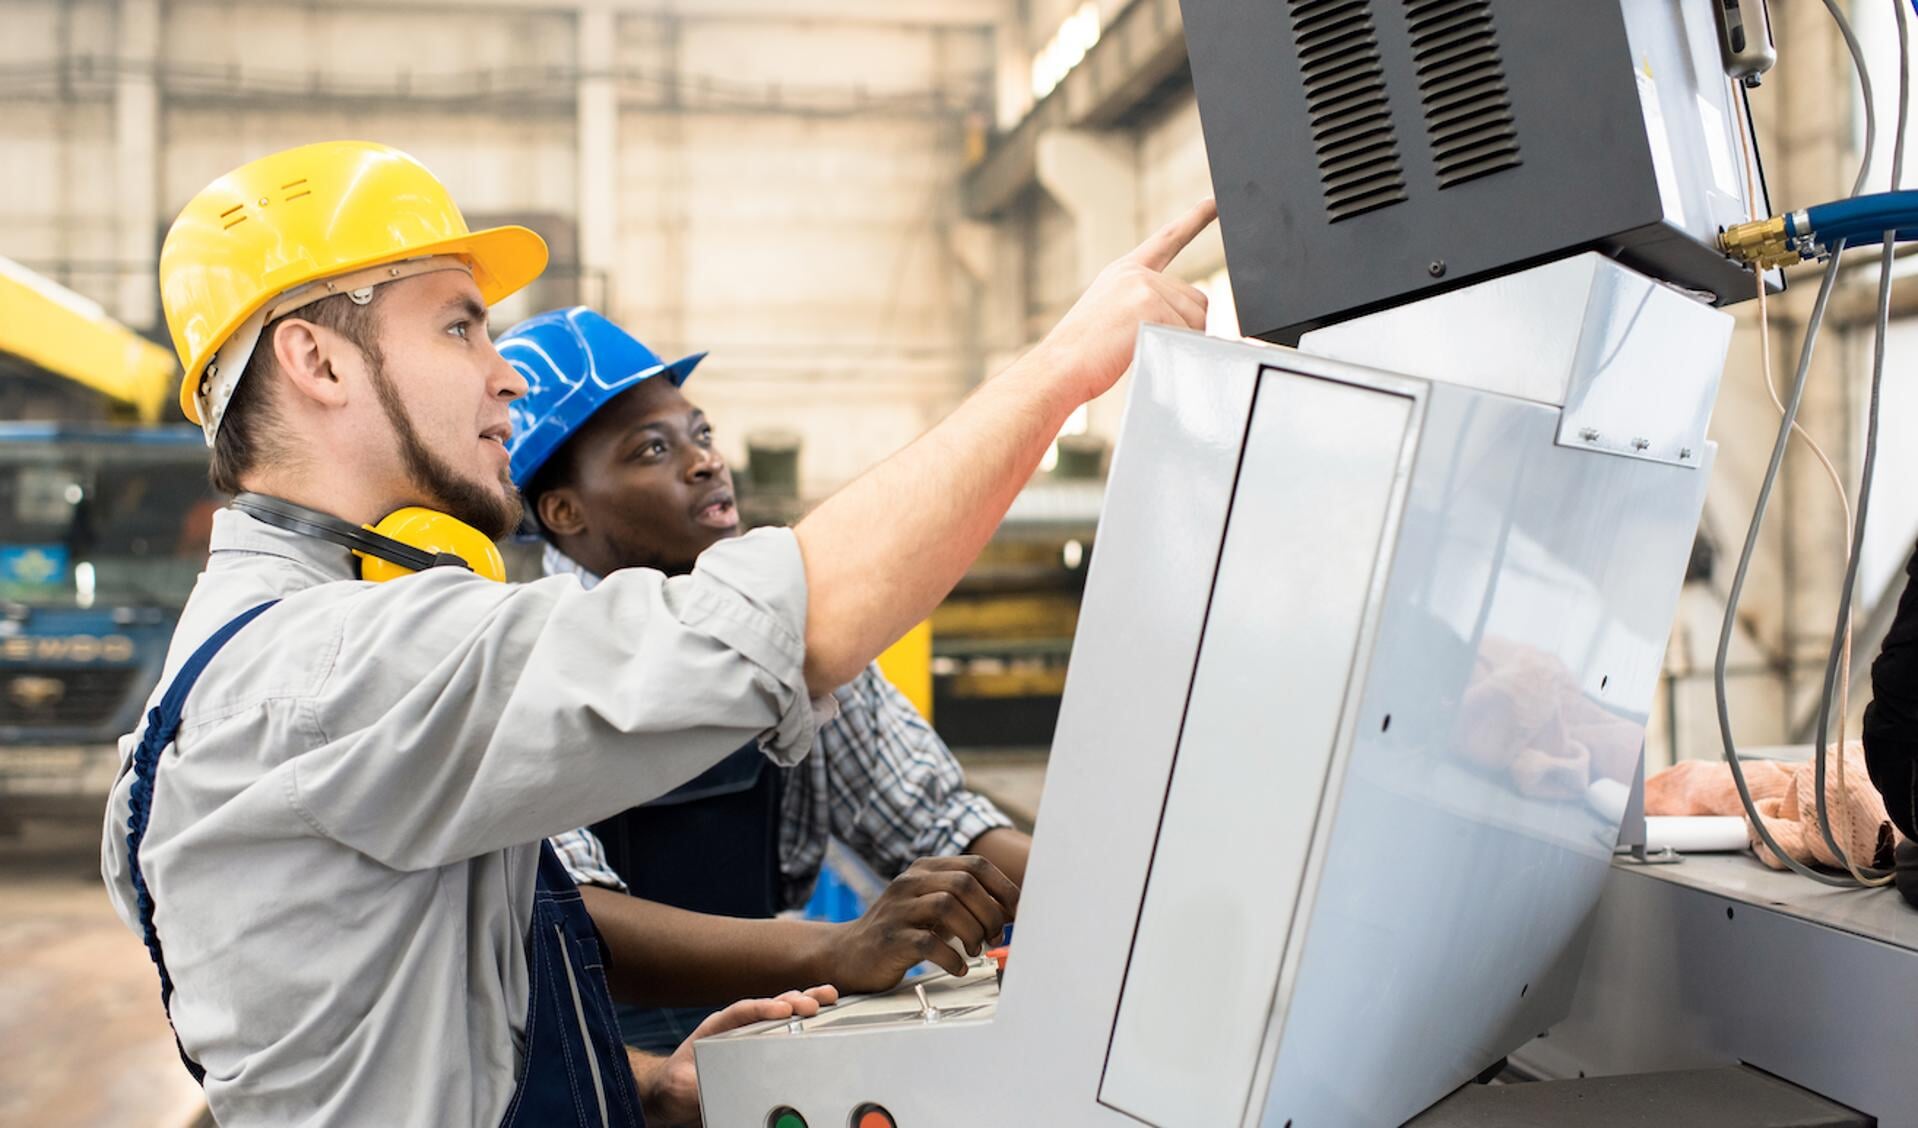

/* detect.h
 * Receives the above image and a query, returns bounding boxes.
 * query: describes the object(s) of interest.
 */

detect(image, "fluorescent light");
[1031,2,1103,101]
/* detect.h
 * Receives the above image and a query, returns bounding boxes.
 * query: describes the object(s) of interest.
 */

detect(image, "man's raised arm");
[795,199,1217,692]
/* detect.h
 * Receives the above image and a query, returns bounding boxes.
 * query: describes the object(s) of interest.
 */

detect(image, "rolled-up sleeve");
[287,528,829,871]
[549,827,628,892]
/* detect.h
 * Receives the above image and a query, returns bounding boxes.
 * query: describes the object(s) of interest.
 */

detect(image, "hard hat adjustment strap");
[263,255,471,323]
[195,255,473,445]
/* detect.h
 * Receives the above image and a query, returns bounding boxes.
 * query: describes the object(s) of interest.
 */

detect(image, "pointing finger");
[1127,197,1219,272]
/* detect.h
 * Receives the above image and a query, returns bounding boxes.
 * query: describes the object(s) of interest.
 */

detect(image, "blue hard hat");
[499,307,706,487]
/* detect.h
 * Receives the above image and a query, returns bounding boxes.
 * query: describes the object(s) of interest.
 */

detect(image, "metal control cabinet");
[695,258,1733,1126]
[1182,0,1772,342]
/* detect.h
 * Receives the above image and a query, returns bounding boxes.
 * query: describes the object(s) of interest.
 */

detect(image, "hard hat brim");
[506,348,707,488]
[177,222,550,424]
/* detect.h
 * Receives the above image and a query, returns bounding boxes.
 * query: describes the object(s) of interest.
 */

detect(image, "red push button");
[851,1102,895,1128]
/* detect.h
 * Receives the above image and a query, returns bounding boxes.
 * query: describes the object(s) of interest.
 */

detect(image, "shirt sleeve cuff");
[668,527,826,766]
[921,792,1017,858]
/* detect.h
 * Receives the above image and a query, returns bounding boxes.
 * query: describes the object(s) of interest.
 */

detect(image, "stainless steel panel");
[694,322,1726,1128]
[1621,0,1769,248]
[1518,857,1918,1127]
[1554,263,1730,466]
[1299,254,1731,467]
[1300,256,1603,407]
[1102,373,1418,1128]
[1258,385,1717,1127]
[694,325,1265,1127]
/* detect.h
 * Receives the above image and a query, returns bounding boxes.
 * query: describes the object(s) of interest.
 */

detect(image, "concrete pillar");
[1034,127,1137,287]
[576,2,618,311]
[114,0,161,331]
[1034,128,1141,447]
[993,13,1033,132]
[1770,0,1860,738]
[950,217,1028,384]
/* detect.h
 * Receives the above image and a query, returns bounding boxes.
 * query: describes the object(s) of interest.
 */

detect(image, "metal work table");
[1631,851,1918,952]
[1514,852,1918,1126]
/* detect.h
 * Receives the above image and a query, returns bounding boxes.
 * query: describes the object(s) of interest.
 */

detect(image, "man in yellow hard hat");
[101,139,1215,1126]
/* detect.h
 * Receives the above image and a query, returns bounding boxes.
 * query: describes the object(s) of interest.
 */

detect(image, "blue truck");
[0,423,219,748]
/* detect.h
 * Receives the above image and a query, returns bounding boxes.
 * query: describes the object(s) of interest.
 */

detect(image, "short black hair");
[207,292,383,496]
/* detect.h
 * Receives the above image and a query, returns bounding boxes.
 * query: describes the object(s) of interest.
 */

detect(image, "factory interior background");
[3,0,1917,1123]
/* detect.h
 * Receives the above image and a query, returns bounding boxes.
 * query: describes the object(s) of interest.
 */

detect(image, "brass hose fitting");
[1720,215,1799,269]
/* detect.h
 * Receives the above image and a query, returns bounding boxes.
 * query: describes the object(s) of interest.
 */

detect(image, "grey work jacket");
[100,508,823,1126]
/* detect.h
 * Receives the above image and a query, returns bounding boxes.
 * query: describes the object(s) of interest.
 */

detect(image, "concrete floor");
[0,814,206,1128]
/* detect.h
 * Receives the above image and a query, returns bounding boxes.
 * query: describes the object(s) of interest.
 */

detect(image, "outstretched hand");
[636,985,840,1126]
[1030,197,1219,404]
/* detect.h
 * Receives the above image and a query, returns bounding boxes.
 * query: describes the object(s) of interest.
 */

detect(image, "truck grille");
[1,667,140,729]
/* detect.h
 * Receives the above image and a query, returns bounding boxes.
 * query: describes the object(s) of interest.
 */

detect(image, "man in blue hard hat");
[498,307,1033,1054]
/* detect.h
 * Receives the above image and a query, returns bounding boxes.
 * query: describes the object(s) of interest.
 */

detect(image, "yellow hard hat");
[160,140,548,431]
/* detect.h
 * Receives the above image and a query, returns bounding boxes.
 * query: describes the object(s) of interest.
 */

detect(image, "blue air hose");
[1836,227,1918,249]
[1799,190,1918,243]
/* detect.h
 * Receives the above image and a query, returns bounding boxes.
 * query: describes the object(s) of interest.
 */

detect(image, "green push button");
[768,1107,807,1128]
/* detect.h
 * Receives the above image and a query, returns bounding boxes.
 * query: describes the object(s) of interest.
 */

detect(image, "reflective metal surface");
[1517,856,1918,1125]
[1103,371,1419,1127]
[694,325,1264,1127]
[695,319,1726,1127]
[1257,379,1715,1127]
[1299,254,1731,467]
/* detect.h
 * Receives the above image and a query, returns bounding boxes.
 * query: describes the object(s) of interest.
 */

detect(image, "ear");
[269,317,357,410]
[538,486,588,538]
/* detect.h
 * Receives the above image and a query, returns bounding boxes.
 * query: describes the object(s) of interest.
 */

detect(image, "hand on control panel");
[633,985,839,1126]
[826,854,1019,989]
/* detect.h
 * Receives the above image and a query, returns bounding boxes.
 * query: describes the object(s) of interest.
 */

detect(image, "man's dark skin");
[533,375,1034,1002]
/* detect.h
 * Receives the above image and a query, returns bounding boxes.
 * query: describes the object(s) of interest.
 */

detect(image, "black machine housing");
[1181,0,1773,344]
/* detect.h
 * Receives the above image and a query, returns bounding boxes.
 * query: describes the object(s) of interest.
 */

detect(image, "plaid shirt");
[543,544,1013,909]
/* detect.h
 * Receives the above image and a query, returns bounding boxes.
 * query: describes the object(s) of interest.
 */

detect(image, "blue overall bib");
[587,743,784,1053]
[124,601,646,1126]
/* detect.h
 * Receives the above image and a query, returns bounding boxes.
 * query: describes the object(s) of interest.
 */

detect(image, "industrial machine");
[0,424,218,748]
[695,1,1918,1124]
[1185,0,1779,344]
[0,259,217,820]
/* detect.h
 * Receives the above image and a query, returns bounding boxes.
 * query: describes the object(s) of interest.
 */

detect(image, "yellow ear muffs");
[359,507,507,584]
[231,493,508,584]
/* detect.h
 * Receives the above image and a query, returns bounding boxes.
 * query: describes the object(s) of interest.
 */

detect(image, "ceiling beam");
[307,0,1014,28]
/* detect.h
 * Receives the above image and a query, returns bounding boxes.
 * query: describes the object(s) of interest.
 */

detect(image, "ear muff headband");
[231,493,504,582]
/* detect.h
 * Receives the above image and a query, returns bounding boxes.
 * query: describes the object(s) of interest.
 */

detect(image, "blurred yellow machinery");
[0,257,176,422]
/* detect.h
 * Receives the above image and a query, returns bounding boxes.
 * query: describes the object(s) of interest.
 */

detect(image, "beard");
[365,356,523,541]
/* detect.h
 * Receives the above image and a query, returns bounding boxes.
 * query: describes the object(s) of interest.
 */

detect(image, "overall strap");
[124,599,280,1085]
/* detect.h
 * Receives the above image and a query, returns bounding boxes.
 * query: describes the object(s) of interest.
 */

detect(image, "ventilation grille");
[1289,0,1408,222]
[1407,0,1521,187]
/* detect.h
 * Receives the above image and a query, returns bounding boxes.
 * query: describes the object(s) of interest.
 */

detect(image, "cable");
[1824,0,1878,201]
[1722,5,1883,268]
[1737,87,1857,595]
[1715,243,1864,886]
[1710,0,1892,886]
[1716,0,1906,886]
[1808,241,1898,884]
[1808,0,1910,886]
